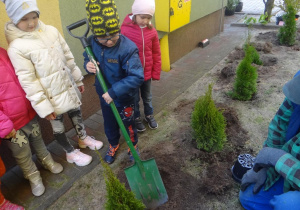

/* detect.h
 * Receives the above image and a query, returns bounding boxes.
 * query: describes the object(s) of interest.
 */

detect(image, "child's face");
[96,33,120,48]
[17,12,39,32]
[135,14,152,27]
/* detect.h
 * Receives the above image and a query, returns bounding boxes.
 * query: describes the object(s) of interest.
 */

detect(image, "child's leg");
[26,117,49,160]
[134,87,141,119]
[140,79,153,116]
[25,117,63,174]
[4,125,45,196]
[0,157,5,204]
[67,107,87,139]
[239,177,284,210]
[270,190,300,209]
[50,113,92,166]
[50,114,74,153]
[119,101,138,146]
[101,101,120,146]
[67,107,103,150]
[5,130,38,177]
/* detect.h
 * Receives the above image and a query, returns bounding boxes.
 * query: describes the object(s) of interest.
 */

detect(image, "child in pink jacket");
[0,47,63,197]
[121,0,161,132]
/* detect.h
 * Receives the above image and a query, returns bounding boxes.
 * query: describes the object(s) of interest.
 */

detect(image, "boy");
[84,0,144,164]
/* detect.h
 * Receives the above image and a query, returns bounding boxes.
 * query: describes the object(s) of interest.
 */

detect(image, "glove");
[253,147,287,172]
[241,168,267,194]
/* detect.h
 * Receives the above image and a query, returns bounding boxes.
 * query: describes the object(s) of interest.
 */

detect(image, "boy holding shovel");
[84,0,144,164]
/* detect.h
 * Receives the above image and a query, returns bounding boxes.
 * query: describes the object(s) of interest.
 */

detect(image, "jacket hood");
[5,20,44,44]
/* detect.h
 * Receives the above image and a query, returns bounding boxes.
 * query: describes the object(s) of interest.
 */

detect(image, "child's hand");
[4,129,16,139]
[78,85,85,93]
[102,92,113,104]
[45,112,57,121]
[153,79,159,82]
[86,61,100,74]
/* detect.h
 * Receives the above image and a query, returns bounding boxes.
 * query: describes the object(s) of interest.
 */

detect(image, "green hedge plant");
[278,5,297,46]
[191,84,227,152]
[99,155,145,210]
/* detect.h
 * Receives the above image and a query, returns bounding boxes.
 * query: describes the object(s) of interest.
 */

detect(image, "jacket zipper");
[141,28,145,69]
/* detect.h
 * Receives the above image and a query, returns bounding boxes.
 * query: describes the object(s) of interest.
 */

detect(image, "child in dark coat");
[84,0,144,164]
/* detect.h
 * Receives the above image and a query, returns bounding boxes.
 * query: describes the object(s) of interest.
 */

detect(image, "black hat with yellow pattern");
[86,0,120,37]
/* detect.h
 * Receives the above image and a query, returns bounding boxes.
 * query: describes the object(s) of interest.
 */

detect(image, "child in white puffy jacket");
[3,0,103,167]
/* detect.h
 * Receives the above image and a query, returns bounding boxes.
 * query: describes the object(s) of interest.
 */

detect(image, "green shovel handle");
[85,47,145,175]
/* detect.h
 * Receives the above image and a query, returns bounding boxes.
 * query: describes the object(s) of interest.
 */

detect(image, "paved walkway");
[1,14,250,209]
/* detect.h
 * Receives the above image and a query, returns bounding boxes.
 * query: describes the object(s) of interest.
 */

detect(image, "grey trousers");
[5,117,49,178]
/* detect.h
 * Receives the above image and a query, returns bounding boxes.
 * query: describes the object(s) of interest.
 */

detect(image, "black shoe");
[135,117,146,132]
[145,115,158,129]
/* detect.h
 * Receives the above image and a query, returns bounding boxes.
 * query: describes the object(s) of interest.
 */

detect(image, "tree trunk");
[263,0,275,21]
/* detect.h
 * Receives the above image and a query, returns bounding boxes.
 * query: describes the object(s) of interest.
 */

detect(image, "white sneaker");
[78,136,103,150]
[66,149,92,166]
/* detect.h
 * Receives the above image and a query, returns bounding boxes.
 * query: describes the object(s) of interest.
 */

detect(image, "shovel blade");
[125,158,168,209]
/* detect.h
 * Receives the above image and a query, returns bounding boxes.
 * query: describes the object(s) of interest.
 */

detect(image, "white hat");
[1,0,40,24]
[132,0,155,16]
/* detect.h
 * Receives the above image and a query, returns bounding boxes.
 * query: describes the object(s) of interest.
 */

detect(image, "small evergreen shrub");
[191,84,227,152]
[98,155,145,210]
[229,57,258,100]
[244,44,263,65]
[278,5,297,46]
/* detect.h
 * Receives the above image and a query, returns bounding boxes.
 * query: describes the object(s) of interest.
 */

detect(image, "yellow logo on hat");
[91,16,104,25]
[102,7,115,16]
[22,2,29,10]
[100,0,111,5]
[94,28,106,35]
[106,18,118,28]
[89,4,101,13]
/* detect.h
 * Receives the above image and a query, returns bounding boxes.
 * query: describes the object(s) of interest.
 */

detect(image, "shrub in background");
[98,155,145,210]
[229,57,258,101]
[278,5,297,46]
[245,44,263,65]
[191,84,227,152]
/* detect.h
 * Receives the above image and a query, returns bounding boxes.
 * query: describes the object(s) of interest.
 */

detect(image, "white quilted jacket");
[5,20,83,118]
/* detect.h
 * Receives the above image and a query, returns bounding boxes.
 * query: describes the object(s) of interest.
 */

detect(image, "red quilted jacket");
[0,47,36,139]
[121,14,161,81]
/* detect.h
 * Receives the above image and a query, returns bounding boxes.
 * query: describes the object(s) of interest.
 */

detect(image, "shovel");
[66,19,168,209]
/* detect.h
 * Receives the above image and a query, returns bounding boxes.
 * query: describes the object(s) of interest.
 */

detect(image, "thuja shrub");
[244,44,263,65]
[229,56,258,100]
[278,5,297,46]
[99,156,145,210]
[191,84,227,152]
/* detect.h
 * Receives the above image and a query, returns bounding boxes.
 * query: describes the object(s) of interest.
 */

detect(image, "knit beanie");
[86,0,120,37]
[1,0,40,24]
[132,0,155,16]
[283,71,300,105]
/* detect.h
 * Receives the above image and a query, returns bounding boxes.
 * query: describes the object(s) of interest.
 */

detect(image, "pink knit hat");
[132,0,155,16]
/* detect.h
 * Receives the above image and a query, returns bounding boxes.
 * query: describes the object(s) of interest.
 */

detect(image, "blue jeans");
[134,79,153,119]
[239,177,300,209]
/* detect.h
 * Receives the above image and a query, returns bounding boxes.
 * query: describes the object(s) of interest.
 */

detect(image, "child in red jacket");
[121,0,161,132]
[0,47,63,198]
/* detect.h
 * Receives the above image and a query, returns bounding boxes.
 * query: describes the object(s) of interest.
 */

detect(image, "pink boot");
[0,199,24,210]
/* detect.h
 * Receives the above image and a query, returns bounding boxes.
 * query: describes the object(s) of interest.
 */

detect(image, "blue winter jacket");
[83,35,144,106]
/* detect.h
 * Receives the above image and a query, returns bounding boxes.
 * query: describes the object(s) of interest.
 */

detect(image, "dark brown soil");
[116,31,296,209]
